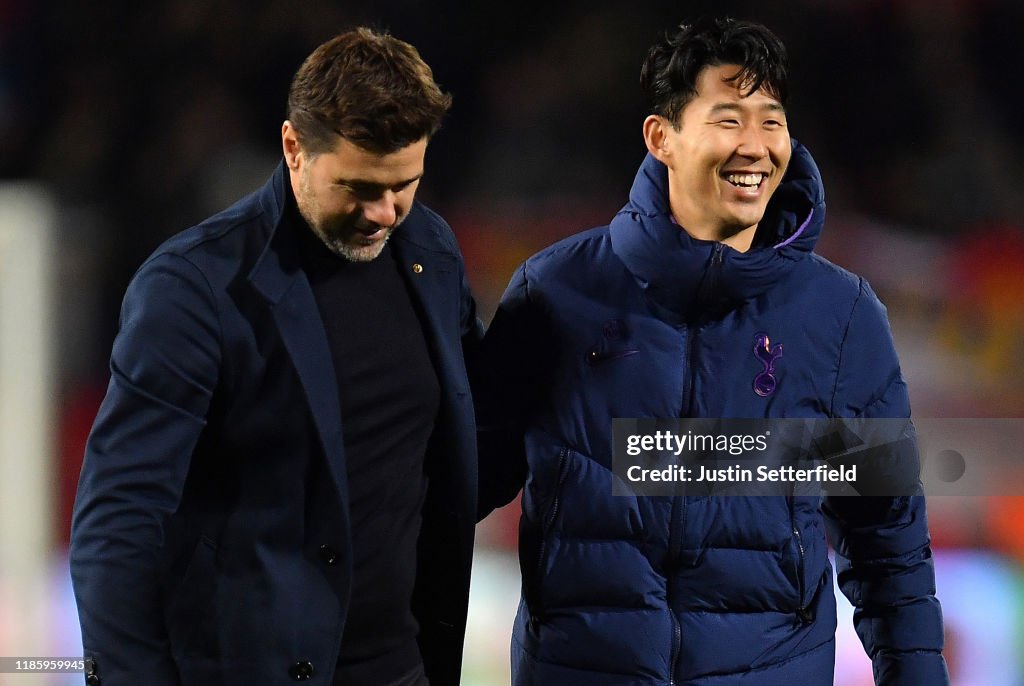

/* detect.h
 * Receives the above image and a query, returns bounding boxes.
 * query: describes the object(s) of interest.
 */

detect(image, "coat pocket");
[164,535,220,656]
[785,501,816,626]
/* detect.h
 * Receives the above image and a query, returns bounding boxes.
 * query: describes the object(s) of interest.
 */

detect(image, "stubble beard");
[314,222,394,263]
[297,167,396,263]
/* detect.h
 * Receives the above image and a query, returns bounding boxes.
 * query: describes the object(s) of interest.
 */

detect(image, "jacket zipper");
[667,496,683,686]
[793,525,806,606]
[789,497,810,624]
[669,613,681,686]
[683,243,724,416]
[531,447,570,629]
[680,329,693,417]
[670,244,725,684]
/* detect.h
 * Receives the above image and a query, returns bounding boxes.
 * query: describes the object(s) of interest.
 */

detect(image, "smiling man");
[285,131,426,261]
[644,62,791,251]
[477,17,948,686]
[71,28,481,686]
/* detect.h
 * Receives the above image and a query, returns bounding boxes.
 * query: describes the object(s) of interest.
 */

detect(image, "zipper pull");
[712,242,725,266]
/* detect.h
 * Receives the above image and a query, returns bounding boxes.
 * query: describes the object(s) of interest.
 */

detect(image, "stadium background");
[1,0,1022,683]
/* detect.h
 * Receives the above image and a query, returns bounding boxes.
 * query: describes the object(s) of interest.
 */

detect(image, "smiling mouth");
[723,172,767,189]
[351,220,389,236]
[352,227,389,244]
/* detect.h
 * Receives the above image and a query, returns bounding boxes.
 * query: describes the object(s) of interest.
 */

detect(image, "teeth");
[725,173,764,187]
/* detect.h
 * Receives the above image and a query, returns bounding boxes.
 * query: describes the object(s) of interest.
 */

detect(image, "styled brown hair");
[287,27,452,155]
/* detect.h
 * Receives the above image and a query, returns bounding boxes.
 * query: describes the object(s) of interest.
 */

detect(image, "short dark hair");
[640,17,789,127]
[287,27,452,155]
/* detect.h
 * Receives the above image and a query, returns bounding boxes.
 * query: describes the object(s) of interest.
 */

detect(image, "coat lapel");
[391,224,476,510]
[247,171,472,521]
[391,231,459,364]
[247,168,348,508]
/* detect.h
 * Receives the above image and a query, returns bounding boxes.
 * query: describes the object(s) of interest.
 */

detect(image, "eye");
[355,187,384,201]
[716,119,740,127]
[337,183,386,201]
[763,119,786,128]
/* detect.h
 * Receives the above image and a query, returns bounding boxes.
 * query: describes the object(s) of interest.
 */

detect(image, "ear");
[643,115,672,164]
[281,121,303,171]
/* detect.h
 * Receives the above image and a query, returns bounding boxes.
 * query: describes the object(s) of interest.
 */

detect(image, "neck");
[719,226,756,252]
[670,208,757,253]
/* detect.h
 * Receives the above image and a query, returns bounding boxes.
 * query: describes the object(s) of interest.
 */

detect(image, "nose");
[361,192,398,228]
[736,124,769,160]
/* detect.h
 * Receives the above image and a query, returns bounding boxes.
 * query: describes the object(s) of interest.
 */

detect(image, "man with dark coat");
[71,28,480,686]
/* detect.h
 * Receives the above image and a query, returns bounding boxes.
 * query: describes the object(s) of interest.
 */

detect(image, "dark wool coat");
[71,163,481,686]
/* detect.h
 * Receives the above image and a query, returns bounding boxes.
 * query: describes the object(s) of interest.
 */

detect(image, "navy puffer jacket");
[478,141,948,685]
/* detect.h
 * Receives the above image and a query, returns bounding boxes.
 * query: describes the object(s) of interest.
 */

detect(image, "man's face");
[284,124,426,262]
[656,63,791,244]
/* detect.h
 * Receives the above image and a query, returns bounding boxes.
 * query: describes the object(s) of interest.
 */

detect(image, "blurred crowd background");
[1,0,1023,684]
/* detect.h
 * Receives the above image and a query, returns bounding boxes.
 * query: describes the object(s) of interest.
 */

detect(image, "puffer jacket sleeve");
[475,261,551,519]
[822,279,949,686]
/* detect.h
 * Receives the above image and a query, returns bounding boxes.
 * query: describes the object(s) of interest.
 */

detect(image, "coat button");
[84,657,100,685]
[289,661,314,680]
[319,544,338,565]
[412,263,423,274]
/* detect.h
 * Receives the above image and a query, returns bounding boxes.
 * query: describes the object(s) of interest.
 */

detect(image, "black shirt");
[293,210,440,685]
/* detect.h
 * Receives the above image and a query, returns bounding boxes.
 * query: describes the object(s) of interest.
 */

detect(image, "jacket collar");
[246,161,455,301]
[609,139,825,321]
[248,161,299,304]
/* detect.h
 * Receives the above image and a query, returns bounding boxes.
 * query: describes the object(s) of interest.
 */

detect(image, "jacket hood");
[609,139,825,320]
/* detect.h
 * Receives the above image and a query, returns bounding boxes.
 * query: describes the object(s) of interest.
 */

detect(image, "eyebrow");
[335,172,424,190]
[708,102,786,115]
